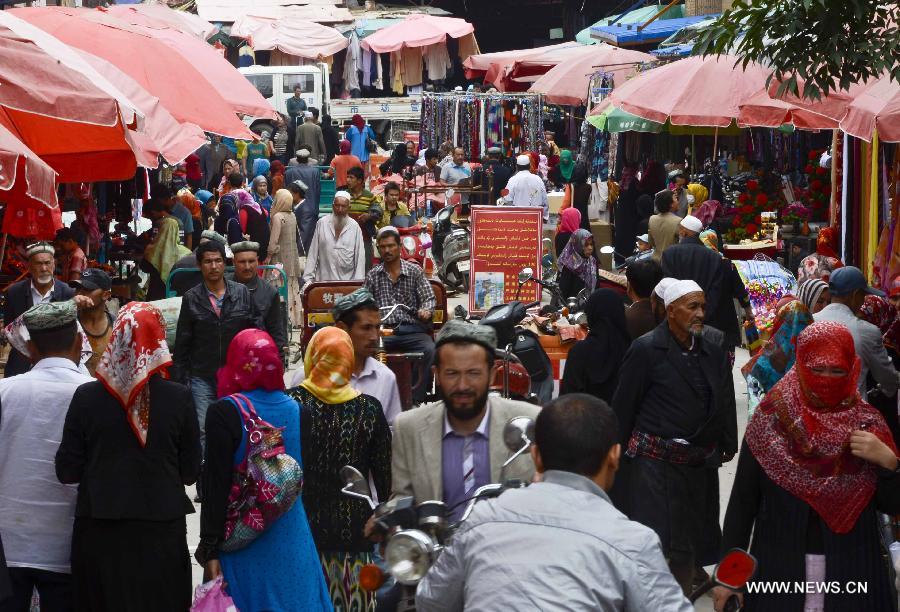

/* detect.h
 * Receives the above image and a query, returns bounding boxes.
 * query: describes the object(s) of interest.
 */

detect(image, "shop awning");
[576,4,686,45]
[195,0,353,24]
[591,14,718,46]
[231,15,348,59]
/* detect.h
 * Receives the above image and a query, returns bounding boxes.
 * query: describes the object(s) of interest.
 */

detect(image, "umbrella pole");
[712,126,719,163]
[0,233,8,273]
[691,135,695,175]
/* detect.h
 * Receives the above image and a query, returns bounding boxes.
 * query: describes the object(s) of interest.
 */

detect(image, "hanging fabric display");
[419,92,543,160]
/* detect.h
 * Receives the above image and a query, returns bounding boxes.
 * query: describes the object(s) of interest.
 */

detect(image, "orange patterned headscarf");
[300,327,360,404]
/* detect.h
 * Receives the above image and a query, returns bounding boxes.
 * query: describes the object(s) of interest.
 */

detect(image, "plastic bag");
[191,576,238,612]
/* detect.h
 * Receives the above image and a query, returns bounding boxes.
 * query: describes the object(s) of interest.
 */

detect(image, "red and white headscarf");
[745,321,897,533]
[96,302,172,447]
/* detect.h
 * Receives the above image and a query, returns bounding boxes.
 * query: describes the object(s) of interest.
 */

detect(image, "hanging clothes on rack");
[424,42,452,82]
[391,51,404,95]
[401,46,424,87]
[343,32,361,94]
[361,47,373,88]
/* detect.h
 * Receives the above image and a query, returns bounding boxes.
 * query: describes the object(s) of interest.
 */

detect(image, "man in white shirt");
[502,154,549,221]
[814,266,899,396]
[291,288,402,424]
[0,300,93,608]
[302,191,366,283]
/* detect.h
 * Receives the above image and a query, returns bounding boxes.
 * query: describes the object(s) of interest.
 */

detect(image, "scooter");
[341,417,537,612]
[391,215,431,268]
[430,205,470,294]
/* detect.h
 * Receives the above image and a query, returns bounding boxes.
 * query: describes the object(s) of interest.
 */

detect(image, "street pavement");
[185,293,750,610]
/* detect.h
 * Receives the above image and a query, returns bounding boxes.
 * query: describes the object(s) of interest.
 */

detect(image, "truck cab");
[239,64,329,134]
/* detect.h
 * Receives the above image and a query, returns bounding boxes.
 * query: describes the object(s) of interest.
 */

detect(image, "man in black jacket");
[2,242,75,377]
[229,241,286,362]
[174,240,260,454]
[611,279,737,595]
[661,215,724,323]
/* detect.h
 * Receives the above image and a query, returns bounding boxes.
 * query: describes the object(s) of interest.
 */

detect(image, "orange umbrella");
[529,44,654,106]
[11,7,256,139]
[0,124,62,239]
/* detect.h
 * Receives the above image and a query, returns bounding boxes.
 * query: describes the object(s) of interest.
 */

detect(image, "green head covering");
[558,149,574,182]
[331,288,378,322]
[23,300,77,332]
[435,319,497,355]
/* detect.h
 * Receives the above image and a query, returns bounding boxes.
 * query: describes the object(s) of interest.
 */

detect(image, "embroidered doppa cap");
[516,154,531,166]
[296,149,311,158]
[487,146,502,154]
[230,241,259,254]
[25,241,54,258]
[200,230,227,246]
[636,233,650,244]
[436,319,497,353]
[679,215,703,234]
[653,277,678,299]
[331,288,377,322]
[334,190,352,202]
[664,279,703,308]
[290,179,309,193]
[23,300,77,332]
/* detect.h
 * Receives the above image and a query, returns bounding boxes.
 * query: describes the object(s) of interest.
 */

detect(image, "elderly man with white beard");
[302,191,367,283]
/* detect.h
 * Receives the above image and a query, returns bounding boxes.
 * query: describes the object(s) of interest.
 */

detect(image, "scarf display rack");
[419,92,544,161]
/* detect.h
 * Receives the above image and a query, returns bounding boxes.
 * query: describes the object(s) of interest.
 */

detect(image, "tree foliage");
[693,0,900,100]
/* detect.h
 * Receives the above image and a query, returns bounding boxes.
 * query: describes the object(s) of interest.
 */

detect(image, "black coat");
[611,322,737,454]
[2,278,74,377]
[723,444,900,612]
[173,280,260,380]
[660,236,725,322]
[484,160,513,201]
[232,275,286,355]
[55,375,201,520]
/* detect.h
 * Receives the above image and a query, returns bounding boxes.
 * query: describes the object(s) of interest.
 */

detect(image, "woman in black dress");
[56,302,201,611]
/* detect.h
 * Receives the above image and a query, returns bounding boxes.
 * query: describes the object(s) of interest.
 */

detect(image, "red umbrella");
[11,7,256,139]
[360,14,473,53]
[737,89,842,130]
[591,55,773,127]
[105,3,216,40]
[0,124,62,239]
[529,44,654,106]
[464,43,575,89]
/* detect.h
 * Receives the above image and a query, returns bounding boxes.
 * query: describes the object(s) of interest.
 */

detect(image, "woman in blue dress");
[196,329,332,612]
[345,113,377,165]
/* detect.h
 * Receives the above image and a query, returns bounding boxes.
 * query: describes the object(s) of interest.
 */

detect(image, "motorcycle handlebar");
[524,300,541,310]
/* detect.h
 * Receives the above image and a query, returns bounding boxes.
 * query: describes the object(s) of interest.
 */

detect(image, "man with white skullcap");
[501,154,549,221]
[660,214,725,324]
[611,277,736,595]
[3,242,78,377]
[302,190,366,283]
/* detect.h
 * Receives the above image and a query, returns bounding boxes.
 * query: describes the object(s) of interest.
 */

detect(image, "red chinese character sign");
[468,206,543,314]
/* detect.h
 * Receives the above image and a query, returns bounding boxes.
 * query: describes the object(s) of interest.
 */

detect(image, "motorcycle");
[392,215,431,268]
[429,204,470,294]
[341,417,537,612]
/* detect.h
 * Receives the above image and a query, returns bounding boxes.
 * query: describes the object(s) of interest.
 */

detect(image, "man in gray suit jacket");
[390,320,540,522]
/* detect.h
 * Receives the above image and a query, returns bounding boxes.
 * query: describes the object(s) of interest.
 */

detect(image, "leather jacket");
[173,280,260,380]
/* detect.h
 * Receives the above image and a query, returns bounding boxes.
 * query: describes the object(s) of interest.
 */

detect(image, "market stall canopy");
[463,42,577,89]
[591,14,718,47]
[528,44,654,106]
[105,3,217,40]
[836,74,900,143]
[590,55,772,127]
[231,15,348,59]
[11,7,256,140]
[576,3,686,45]
[360,14,474,53]
[195,0,353,24]
[0,122,58,211]
[1,155,63,240]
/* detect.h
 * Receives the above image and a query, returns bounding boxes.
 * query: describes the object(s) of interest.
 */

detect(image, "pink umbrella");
[529,44,654,106]
[12,7,257,139]
[737,89,841,130]
[464,42,574,86]
[591,55,773,127]
[360,14,474,53]
[231,15,348,59]
[105,4,217,40]
[838,74,900,143]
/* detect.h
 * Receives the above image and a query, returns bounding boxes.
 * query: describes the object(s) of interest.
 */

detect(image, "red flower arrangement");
[724,176,778,244]
[756,193,768,205]
[800,149,829,221]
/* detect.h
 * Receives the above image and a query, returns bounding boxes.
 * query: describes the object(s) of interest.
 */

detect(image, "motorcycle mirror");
[502,416,535,456]
[599,245,616,255]
[518,267,534,284]
[339,465,376,509]
[713,548,757,590]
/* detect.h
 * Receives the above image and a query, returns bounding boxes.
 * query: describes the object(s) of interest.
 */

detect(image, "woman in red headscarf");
[345,113,377,165]
[715,321,900,612]
[56,302,201,611]
[197,329,332,612]
[269,159,286,193]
